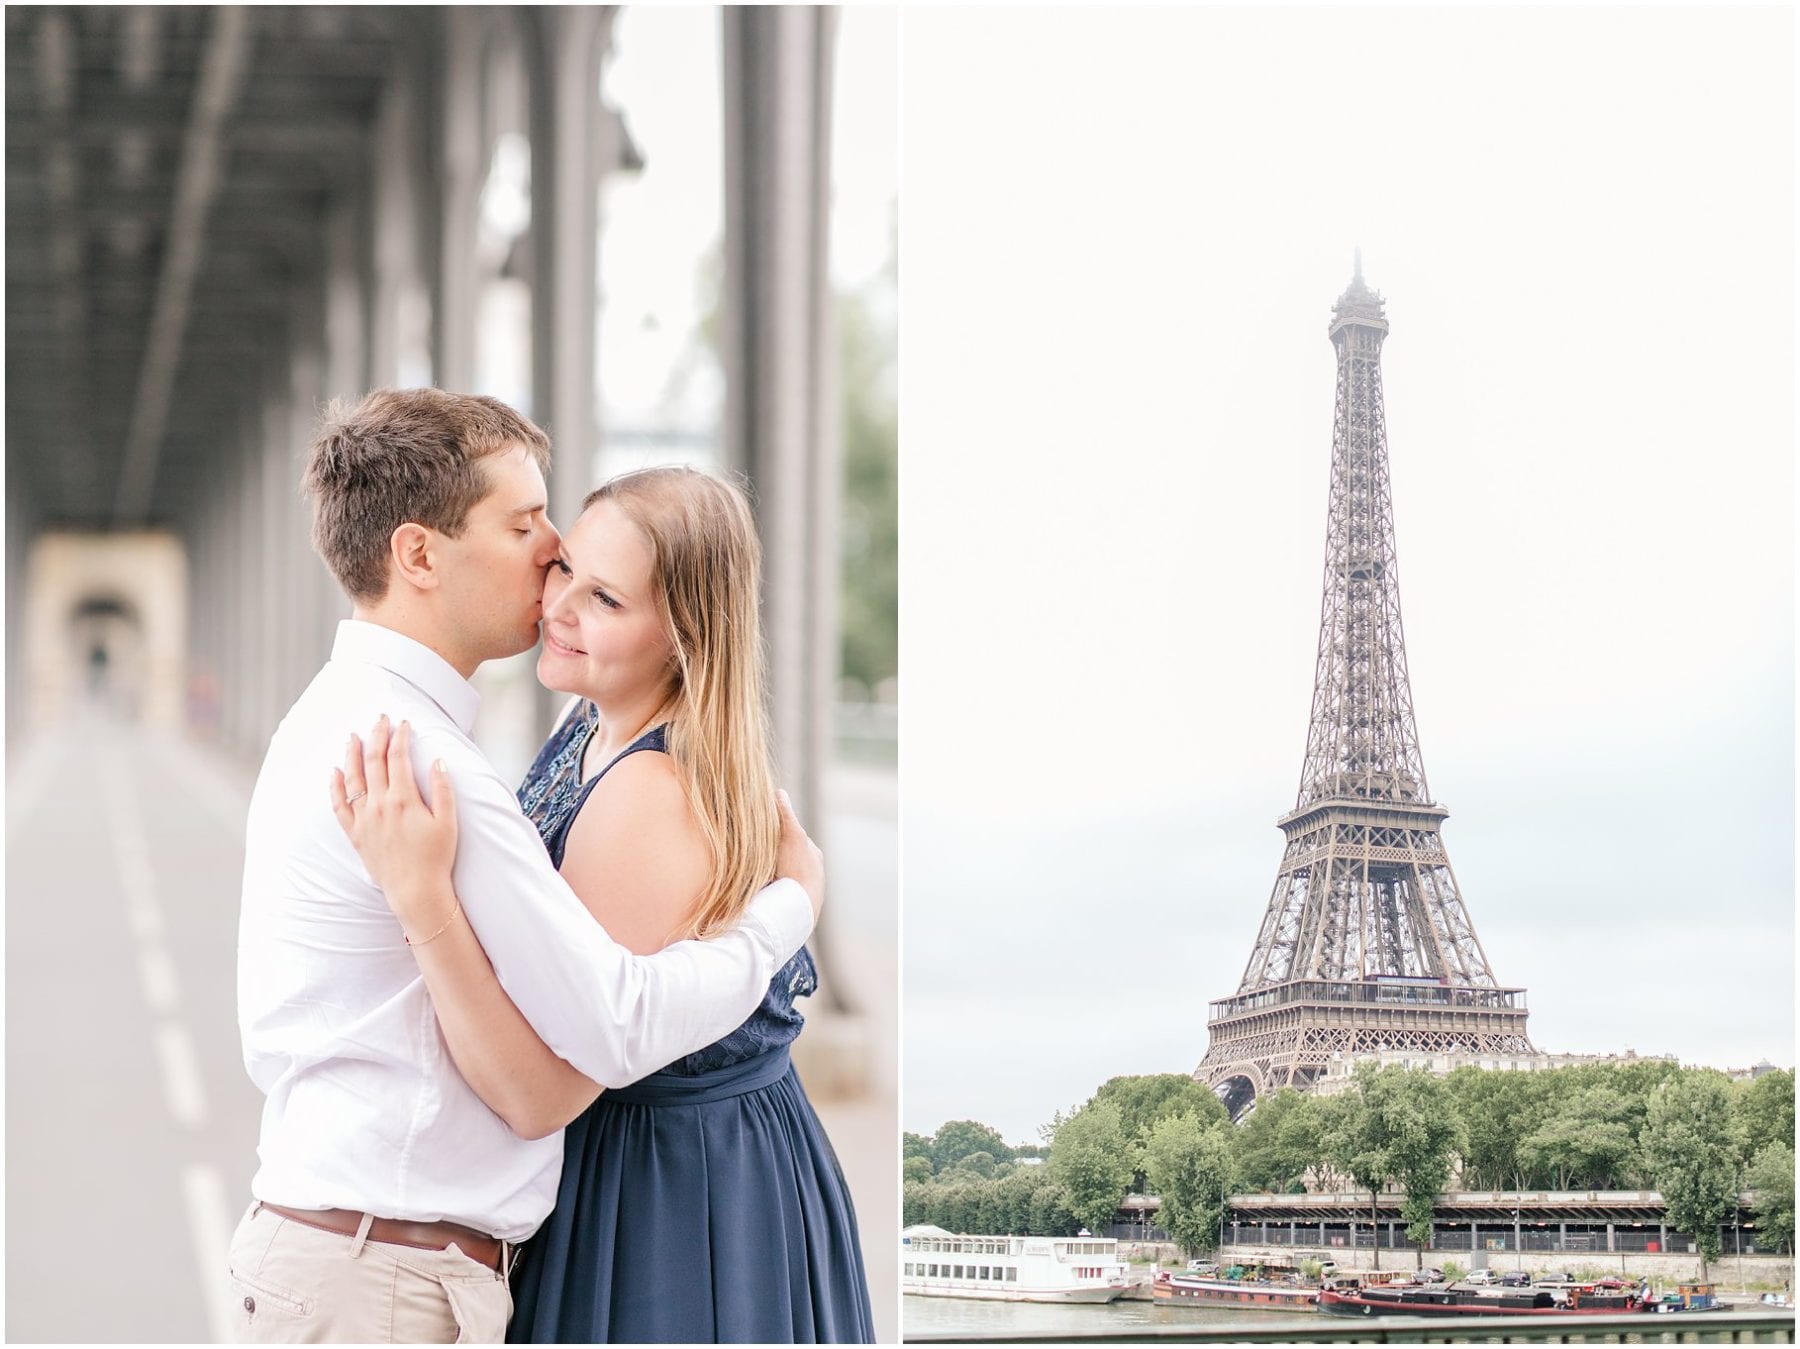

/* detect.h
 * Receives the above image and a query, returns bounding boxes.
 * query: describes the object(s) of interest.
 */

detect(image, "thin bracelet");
[405,899,462,947]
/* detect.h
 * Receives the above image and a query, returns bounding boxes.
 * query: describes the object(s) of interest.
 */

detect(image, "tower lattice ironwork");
[1196,260,1533,1119]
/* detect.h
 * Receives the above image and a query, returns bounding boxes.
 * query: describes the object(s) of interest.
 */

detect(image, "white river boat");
[902,1224,1130,1304]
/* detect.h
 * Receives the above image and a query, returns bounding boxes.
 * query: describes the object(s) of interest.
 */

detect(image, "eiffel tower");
[1197,258,1533,1120]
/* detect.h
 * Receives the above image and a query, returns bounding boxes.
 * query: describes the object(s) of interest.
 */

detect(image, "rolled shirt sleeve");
[426,732,815,1088]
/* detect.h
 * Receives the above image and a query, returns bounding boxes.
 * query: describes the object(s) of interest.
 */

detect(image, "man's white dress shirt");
[238,620,813,1241]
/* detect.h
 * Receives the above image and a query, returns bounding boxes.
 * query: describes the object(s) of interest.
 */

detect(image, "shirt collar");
[330,619,482,735]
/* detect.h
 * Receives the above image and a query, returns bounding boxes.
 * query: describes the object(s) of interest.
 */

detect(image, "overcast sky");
[900,6,1795,1145]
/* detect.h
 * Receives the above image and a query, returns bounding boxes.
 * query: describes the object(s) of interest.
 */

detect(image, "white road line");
[155,1021,210,1129]
[105,767,212,1132]
[183,1162,238,1345]
[116,844,165,943]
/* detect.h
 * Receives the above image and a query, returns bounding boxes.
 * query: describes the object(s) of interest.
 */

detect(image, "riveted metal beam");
[113,6,254,525]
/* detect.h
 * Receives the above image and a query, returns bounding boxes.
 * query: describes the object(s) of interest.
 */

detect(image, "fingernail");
[434,759,447,773]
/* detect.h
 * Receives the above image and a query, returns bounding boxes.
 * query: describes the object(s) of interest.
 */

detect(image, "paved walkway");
[6,714,896,1343]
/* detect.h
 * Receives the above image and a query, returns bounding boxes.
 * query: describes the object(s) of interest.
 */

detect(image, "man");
[231,388,822,1342]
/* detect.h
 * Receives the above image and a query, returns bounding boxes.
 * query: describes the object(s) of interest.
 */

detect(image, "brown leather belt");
[258,1202,505,1271]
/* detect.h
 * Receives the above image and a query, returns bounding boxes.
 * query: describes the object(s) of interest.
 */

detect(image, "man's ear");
[389,523,440,591]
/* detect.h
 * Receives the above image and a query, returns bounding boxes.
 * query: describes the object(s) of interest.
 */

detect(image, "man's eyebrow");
[509,501,547,516]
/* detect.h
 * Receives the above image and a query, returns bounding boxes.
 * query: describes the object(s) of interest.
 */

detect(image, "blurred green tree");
[836,228,896,702]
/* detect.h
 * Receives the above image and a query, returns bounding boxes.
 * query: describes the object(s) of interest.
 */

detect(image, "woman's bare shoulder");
[558,750,710,951]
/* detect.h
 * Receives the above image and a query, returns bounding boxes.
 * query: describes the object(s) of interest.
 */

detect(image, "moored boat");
[902,1225,1130,1304]
[1319,1281,1647,1318]
[1649,1282,1728,1313]
[1152,1268,1318,1311]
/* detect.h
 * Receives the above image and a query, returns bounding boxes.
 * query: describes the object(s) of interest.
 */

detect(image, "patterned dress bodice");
[517,705,814,1076]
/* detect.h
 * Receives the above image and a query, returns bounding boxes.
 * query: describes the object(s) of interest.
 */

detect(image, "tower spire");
[1194,271,1532,1120]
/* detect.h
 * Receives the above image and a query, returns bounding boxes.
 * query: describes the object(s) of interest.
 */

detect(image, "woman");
[337,467,872,1343]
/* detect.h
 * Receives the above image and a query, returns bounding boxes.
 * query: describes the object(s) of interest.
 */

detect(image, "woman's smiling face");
[537,497,677,705]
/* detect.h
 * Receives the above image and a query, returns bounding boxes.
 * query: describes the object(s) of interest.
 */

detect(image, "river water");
[902,1294,1322,1340]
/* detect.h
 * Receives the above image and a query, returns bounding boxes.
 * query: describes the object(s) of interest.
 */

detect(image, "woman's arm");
[332,719,600,1140]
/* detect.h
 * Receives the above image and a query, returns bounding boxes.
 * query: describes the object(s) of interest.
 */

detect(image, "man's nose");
[535,518,562,563]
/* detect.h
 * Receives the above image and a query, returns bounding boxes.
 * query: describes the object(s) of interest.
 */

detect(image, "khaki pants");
[227,1203,513,1343]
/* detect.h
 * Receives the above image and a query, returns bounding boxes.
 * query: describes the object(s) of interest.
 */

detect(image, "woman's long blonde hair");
[586,467,779,940]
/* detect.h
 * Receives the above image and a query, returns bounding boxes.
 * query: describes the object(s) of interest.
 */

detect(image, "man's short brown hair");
[302,388,552,602]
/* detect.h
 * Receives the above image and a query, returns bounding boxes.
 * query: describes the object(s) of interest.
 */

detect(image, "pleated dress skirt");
[507,1046,874,1344]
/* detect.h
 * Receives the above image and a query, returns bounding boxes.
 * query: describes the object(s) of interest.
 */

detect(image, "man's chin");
[496,623,542,660]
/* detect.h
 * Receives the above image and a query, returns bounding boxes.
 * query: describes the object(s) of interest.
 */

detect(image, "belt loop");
[348,1210,374,1260]
[500,1240,515,1282]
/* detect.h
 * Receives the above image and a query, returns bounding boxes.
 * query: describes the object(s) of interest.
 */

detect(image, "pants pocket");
[230,1267,315,1340]
[441,1275,510,1345]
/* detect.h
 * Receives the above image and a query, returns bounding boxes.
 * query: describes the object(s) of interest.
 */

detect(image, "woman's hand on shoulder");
[558,750,710,956]
[329,716,459,925]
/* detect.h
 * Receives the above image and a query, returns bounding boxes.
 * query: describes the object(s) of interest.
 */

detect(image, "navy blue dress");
[505,709,873,1344]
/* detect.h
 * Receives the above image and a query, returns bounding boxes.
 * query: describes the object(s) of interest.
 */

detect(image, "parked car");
[1186,1261,1218,1275]
[1417,1267,1444,1284]
[1464,1268,1498,1286]
[1499,1271,1532,1287]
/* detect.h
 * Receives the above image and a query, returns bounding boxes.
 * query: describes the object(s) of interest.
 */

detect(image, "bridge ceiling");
[6,6,415,531]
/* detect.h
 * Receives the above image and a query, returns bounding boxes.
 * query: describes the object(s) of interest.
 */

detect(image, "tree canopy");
[1746,1141,1795,1255]
[1048,1098,1136,1235]
[927,1119,1017,1172]
[1092,1073,1228,1144]
[907,1059,1785,1249]
[1142,1111,1235,1254]
[1234,1088,1325,1193]
[1643,1070,1743,1270]
[1736,1070,1796,1163]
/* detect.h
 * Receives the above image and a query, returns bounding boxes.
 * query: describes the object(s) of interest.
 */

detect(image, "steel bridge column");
[316,187,369,653]
[285,279,327,711]
[255,367,286,745]
[433,8,482,394]
[720,6,840,840]
[369,51,430,388]
[719,7,860,1070]
[527,6,607,529]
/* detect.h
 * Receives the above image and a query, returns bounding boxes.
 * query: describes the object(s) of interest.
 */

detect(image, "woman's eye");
[551,559,572,576]
[593,589,620,610]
